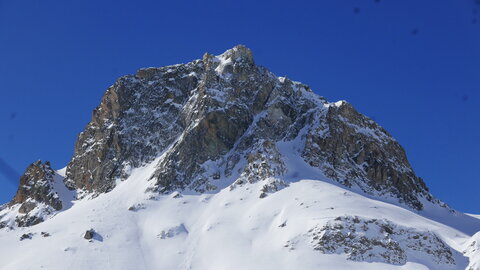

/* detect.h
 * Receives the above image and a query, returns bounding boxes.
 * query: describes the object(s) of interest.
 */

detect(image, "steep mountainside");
[0,45,479,270]
[64,45,433,210]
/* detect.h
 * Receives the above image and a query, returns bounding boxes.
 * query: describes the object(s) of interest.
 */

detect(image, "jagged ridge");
[61,45,434,210]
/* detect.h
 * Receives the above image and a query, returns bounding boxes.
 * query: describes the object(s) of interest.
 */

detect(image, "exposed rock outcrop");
[83,229,95,240]
[301,216,457,266]
[0,161,62,227]
[62,45,436,210]
[302,101,432,209]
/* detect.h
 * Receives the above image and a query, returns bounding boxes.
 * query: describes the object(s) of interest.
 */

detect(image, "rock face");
[1,161,62,227]
[63,45,435,210]
[302,216,457,266]
[64,60,201,193]
[302,101,432,209]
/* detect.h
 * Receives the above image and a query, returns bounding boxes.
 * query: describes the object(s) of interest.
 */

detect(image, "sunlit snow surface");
[0,154,479,270]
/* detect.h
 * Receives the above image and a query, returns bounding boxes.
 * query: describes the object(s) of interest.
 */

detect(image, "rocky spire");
[1,160,62,227]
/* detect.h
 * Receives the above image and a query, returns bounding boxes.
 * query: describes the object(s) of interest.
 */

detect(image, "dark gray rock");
[304,216,456,266]
[10,161,62,211]
[2,161,63,227]
[302,102,432,209]
[19,233,33,241]
[64,60,202,194]
[62,45,439,210]
[83,229,95,240]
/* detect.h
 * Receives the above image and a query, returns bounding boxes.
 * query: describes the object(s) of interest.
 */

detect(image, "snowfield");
[0,158,478,270]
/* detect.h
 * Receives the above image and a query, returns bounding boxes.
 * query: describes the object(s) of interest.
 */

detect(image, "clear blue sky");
[0,0,479,212]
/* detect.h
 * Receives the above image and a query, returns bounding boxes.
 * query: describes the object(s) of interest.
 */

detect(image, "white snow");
[214,55,233,74]
[0,158,478,270]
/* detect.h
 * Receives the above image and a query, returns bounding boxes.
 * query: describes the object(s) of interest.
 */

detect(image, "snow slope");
[0,154,478,270]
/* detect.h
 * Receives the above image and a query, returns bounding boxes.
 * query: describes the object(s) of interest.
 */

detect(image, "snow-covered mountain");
[1,45,479,270]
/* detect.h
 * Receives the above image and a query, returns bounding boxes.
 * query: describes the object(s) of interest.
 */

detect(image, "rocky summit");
[1,45,479,270]
[63,45,432,209]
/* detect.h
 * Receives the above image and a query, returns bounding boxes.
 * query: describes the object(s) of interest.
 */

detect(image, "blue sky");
[0,0,479,212]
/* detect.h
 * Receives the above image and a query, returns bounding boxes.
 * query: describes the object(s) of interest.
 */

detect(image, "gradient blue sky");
[0,0,479,212]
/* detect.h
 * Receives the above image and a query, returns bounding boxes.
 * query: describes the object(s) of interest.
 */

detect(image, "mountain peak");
[203,45,255,75]
[217,44,254,65]
[58,45,439,211]
[2,46,479,270]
